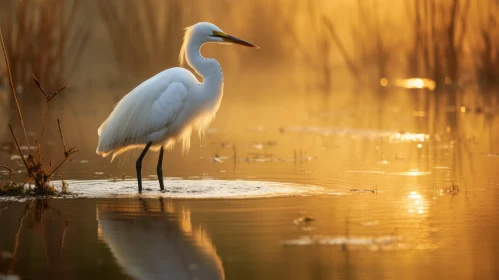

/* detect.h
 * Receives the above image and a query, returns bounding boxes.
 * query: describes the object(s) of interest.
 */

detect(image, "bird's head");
[187,22,259,48]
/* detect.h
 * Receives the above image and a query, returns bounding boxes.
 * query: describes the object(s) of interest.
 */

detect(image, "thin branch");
[47,120,77,177]
[9,124,28,169]
[38,102,49,161]
[47,154,75,178]
[1,27,30,153]
[0,165,13,180]
[32,72,49,100]
[57,119,67,152]
[48,85,70,102]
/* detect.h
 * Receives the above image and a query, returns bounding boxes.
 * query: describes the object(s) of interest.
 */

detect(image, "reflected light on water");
[408,191,426,214]
[380,78,388,86]
[389,132,429,143]
[395,78,437,91]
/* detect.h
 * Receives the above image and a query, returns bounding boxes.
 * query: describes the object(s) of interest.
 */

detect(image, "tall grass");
[472,0,499,107]
[95,0,184,82]
[1,25,77,195]
[406,0,470,89]
[0,0,89,98]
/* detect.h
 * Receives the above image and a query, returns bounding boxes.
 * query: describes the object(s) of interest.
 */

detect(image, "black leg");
[136,142,152,193]
[157,146,165,191]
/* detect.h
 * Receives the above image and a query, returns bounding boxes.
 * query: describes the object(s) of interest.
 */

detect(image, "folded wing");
[96,81,188,159]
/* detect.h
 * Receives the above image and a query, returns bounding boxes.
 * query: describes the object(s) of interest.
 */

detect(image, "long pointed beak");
[224,34,259,48]
[212,31,259,48]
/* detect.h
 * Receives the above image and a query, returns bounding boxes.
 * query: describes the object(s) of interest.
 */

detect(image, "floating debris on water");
[212,155,225,163]
[364,187,377,194]
[293,216,315,225]
[350,188,377,194]
[442,182,460,196]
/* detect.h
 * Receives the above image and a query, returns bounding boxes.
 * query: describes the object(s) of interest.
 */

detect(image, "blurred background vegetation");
[0,0,498,162]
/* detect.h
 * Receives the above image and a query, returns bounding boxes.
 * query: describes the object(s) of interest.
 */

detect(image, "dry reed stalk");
[1,27,30,152]
[1,21,77,194]
[95,0,183,81]
[407,0,470,88]
[0,0,88,94]
[473,0,499,93]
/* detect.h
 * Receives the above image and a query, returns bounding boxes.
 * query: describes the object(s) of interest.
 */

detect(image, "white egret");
[96,22,258,193]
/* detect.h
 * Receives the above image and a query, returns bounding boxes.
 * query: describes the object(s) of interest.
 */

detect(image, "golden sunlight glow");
[380,78,388,86]
[460,106,466,113]
[395,78,436,91]
[389,132,430,143]
[397,169,431,176]
[408,191,426,214]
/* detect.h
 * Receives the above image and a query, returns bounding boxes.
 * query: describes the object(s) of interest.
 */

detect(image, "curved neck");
[186,40,223,87]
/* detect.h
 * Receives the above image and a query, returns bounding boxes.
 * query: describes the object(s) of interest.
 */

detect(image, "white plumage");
[96,22,258,192]
[96,69,194,159]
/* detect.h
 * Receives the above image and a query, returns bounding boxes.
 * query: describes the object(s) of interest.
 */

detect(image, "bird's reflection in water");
[96,198,224,280]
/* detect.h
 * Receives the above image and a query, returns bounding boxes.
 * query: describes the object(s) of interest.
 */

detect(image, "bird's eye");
[211,31,227,38]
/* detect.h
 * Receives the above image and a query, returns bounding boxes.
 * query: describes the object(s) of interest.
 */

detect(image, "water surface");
[1,90,498,279]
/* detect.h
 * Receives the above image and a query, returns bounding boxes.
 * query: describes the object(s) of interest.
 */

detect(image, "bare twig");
[48,152,75,178]
[38,102,49,161]
[57,119,67,152]
[0,165,13,180]
[32,72,49,100]
[47,119,77,177]
[8,124,28,169]
[48,85,70,102]
[1,27,30,153]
